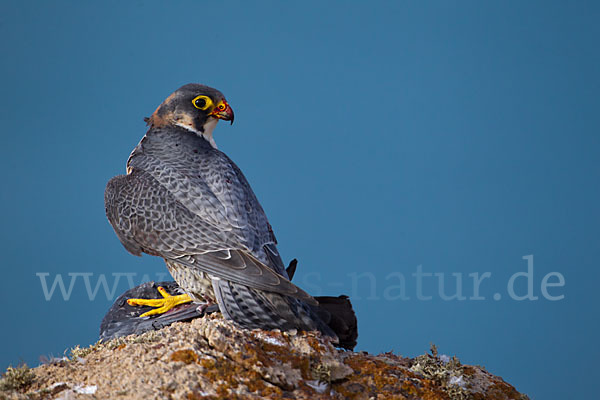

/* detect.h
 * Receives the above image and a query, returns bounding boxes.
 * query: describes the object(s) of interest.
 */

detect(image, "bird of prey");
[104,84,356,349]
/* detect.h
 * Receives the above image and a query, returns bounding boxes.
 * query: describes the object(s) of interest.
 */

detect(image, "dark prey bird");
[99,260,356,349]
[104,84,357,349]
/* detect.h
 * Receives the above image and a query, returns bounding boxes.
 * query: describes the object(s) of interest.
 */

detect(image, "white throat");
[175,118,219,149]
[201,118,219,148]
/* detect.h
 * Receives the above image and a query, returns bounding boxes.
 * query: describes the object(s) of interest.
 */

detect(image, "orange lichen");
[305,335,327,353]
[169,349,198,364]
[485,382,526,400]
[462,366,478,376]
[401,380,419,396]
[332,353,450,400]
[240,337,312,381]
[198,352,283,397]
[13,315,529,400]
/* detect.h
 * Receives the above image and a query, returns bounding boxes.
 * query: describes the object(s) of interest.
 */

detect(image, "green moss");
[68,342,102,359]
[410,344,470,399]
[68,330,162,359]
[0,364,35,392]
[311,363,332,383]
[130,330,161,344]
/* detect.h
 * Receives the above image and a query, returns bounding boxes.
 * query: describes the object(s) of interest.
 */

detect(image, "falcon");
[104,84,357,349]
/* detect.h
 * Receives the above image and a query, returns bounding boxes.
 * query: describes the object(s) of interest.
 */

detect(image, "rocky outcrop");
[1,314,528,399]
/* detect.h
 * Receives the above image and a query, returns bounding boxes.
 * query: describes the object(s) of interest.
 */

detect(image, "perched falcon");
[104,84,357,349]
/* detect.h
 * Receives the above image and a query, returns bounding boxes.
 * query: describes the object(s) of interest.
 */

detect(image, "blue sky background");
[1,1,598,398]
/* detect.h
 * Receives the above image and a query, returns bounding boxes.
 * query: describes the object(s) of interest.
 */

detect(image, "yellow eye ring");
[192,95,213,111]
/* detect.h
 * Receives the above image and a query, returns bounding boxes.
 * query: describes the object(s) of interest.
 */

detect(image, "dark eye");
[192,95,213,110]
[195,98,206,108]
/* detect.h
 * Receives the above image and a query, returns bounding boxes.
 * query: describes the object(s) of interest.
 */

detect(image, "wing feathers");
[171,250,317,305]
[106,169,316,305]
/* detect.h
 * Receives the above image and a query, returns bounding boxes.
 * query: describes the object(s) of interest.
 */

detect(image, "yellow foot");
[127,286,192,317]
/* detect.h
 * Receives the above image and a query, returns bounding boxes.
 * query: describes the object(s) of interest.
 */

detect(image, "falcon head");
[146,83,234,138]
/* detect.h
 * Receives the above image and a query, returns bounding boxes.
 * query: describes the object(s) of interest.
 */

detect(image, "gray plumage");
[105,84,337,338]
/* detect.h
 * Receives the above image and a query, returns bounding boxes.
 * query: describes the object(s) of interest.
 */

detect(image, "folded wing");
[105,169,316,305]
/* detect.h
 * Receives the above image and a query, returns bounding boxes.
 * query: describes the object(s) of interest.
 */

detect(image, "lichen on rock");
[1,314,528,399]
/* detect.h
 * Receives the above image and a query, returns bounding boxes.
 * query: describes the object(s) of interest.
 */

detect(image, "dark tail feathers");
[286,259,358,350]
[313,295,358,350]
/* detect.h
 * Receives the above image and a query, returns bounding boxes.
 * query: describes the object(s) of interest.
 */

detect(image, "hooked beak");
[209,101,235,125]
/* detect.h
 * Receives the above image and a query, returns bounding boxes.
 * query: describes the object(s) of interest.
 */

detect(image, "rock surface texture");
[1,314,528,399]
